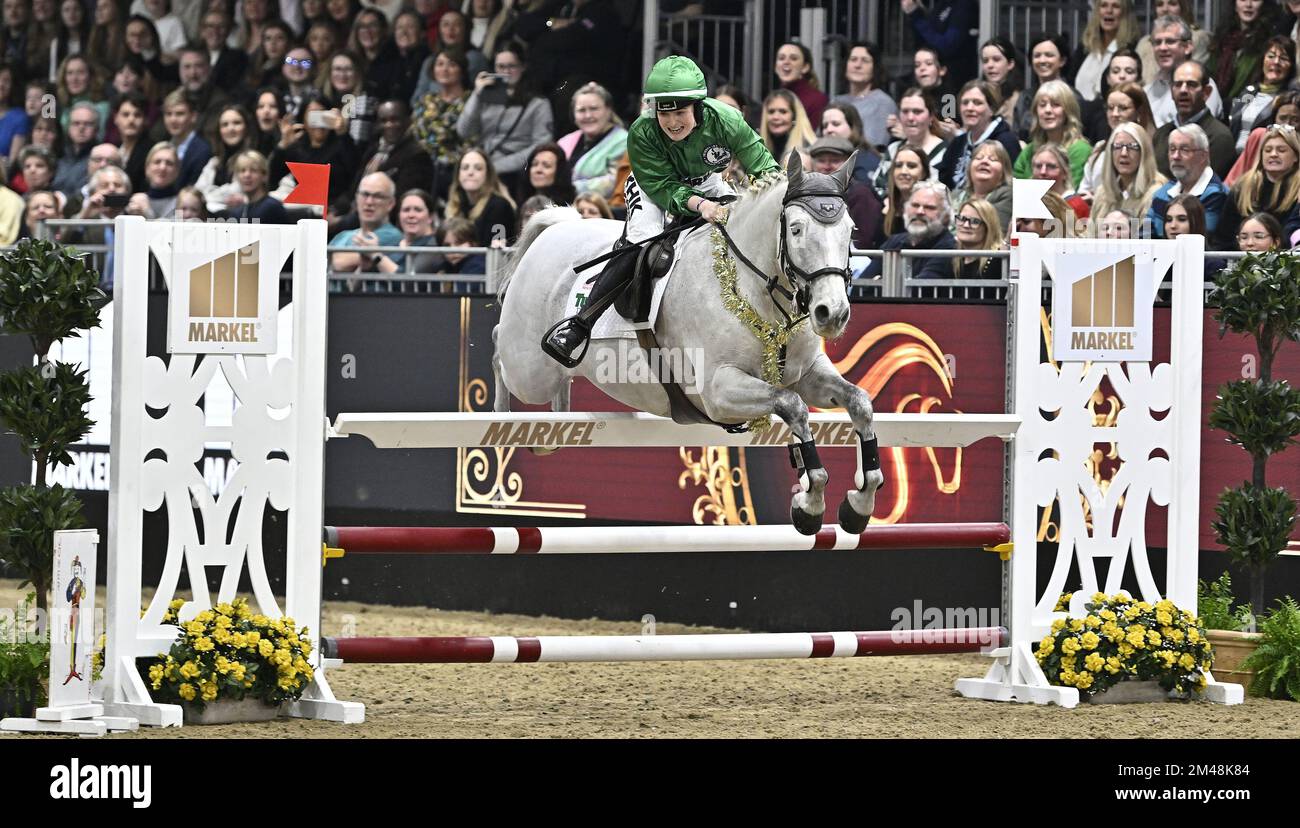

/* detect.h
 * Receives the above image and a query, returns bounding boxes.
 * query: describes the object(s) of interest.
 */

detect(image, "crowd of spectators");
[846,0,1300,280]
[1,0,1297,289]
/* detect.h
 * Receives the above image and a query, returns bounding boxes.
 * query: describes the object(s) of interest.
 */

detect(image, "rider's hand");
[698,199,724,224]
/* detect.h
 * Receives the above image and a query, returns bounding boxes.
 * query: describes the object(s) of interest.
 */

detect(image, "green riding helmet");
[644,55,708,111]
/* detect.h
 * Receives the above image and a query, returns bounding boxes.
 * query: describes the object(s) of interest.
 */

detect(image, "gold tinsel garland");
[710,226,806,432]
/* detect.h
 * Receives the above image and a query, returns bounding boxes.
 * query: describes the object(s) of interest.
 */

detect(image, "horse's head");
[782,151,854,339]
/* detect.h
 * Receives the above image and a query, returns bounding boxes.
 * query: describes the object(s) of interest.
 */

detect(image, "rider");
[542,55,781,367]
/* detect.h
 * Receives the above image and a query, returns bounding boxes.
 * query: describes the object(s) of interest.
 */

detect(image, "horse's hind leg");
[527,378,572,456]
[790,352,884,533]
[492,325,510,413]
[706,365,827,535]
[552,377,571,412]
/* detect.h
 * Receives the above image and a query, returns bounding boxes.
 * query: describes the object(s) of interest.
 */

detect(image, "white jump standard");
[89,219,1239,731]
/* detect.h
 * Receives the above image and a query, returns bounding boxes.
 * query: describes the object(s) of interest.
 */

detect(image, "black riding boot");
[542,249,638,367]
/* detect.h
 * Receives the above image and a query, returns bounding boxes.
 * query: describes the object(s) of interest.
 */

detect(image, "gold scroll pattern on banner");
[830,323,968,525]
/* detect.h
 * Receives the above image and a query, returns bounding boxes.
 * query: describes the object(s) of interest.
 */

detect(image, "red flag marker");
[284,162,331,219]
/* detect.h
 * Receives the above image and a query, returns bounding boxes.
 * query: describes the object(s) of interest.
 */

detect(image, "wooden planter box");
[182,698,282,725]
[1207,629,1263,693]
[1085,680,1173,703]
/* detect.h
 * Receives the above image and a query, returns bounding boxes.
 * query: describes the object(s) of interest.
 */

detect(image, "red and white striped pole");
[323,523,1011,557]
[321,627,1008,664]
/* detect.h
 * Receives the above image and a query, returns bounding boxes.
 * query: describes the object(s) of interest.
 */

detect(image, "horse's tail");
[497,206,583,300]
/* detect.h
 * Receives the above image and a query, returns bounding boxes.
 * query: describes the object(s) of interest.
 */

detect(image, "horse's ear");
[785,149,803,183]
[833,151,857,191]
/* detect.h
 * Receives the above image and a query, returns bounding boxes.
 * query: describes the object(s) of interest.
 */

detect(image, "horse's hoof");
[529,446,561,456]
[791,504,824,536]
[838,497,870,534]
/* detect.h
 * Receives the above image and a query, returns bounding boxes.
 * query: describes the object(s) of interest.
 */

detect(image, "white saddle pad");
[564,230,698,340]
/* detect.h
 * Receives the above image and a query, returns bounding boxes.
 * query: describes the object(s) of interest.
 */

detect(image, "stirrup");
[541,317,592,368]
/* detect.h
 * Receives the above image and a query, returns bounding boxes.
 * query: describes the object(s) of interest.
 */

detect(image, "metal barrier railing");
[33,218,509,294]
[26,217,1244,302]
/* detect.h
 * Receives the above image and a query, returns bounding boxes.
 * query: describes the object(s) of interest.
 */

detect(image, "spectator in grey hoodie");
[456,41,553,193]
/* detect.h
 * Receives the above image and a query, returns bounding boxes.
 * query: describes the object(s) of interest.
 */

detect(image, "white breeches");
[623,172,734,243]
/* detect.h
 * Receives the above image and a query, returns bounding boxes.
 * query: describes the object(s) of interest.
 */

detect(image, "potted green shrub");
[1198,573,1261,691]
[1240,596,1300,701]
[1207,251,1300,617]
[0,238,102,711]
[0,592,46,718]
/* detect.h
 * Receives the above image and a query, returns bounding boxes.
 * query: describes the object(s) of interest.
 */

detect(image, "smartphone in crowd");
[306,110,340,130]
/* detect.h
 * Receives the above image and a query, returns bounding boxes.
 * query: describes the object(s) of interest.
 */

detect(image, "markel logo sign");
[187,243,261,344]
[1052,250,1155,363]
[167,225,290,355]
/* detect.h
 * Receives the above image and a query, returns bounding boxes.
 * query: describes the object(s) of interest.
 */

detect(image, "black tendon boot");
[542,249,638,367]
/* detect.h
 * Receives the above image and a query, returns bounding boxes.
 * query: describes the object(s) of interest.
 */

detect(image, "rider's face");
[656,106,696,142]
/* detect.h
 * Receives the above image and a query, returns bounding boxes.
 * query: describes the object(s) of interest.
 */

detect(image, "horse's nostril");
[814,305,830,324]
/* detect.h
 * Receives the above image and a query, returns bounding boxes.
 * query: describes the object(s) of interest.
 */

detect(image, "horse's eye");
[792,226,801,235]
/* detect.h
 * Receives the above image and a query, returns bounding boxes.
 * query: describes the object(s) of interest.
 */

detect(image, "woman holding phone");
[455,40,552,193]
[268,93,357,208]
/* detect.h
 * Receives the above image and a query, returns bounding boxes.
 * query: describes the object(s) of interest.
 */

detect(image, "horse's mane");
[727,171,788,219]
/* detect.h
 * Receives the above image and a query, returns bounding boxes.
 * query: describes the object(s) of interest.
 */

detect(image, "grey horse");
[492,153,884,534]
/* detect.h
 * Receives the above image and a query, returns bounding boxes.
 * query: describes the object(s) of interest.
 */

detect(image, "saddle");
[613,212,698,322]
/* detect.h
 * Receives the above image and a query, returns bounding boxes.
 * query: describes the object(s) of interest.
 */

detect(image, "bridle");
[715,176,853,329]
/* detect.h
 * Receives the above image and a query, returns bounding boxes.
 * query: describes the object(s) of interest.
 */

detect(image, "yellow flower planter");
[1206,629,1263,693]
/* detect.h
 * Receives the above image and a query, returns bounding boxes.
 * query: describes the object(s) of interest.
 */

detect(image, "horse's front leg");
[706,365,827,535]
[790,352,884,533]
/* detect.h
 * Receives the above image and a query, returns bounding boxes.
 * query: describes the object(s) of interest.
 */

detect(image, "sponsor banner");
[166,224,290,355]
[1051,249,1156,362]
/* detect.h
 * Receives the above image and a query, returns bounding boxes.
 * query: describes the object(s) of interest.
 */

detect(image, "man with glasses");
[52,102,102,201]
[199,10,248,92]
[1146,16,1223,127]
[74,144,123,205]
[329,172,401,287]
[1147,123,1229,245]
[863,181,956,280]
[1152,60,1235,179]
[68,165,136,293]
